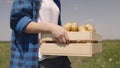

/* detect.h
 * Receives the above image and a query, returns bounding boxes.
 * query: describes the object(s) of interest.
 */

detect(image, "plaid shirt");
[10,0,61,68]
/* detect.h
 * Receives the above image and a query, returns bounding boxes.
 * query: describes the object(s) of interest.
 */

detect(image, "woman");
[10,0,71,68]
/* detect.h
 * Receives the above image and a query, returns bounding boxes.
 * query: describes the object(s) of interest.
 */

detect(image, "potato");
[87,26,96,32]
[71,22,78,31]
[63,23,72,31]
[71,25,78,31]
[84,24,96,32]
[71,22,77,26]
[84,24,94,28]
[78,25,87,32]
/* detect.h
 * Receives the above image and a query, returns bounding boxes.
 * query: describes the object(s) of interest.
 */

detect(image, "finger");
[58,37,63,43]
[60,30,67,44]
[64,32,70,43]
[61,36,66,44]
[57,31,64,38]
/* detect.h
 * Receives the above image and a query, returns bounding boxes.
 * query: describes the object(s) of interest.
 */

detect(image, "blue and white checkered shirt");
[10,0,61,68]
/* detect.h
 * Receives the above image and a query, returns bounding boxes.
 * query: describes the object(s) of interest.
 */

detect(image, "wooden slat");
[40,43,102,57]
[41,32,102,42]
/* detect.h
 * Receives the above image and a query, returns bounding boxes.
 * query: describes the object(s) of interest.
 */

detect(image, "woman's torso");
[38,0,60,61]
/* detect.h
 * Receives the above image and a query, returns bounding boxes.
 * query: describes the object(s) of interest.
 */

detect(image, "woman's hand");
[49,23,69,44]
[23,22,69,44]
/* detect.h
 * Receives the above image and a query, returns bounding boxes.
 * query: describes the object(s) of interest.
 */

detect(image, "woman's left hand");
[49,23,69,44]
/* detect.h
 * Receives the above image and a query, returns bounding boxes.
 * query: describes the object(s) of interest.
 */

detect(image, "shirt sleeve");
[10,0,33,34]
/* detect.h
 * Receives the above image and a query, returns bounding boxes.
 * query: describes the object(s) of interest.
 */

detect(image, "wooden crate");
[40,32,102,57]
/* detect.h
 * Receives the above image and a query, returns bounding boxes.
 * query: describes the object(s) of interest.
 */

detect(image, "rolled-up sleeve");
[15,16,32,34]
[10,0,33,34]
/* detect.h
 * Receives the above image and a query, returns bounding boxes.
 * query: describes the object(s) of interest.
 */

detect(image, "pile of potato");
[63,22,96,32]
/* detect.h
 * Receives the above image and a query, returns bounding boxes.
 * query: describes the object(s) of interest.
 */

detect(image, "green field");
[0,40,120,68]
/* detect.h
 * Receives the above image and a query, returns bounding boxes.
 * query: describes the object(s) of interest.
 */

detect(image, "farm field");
[0,40,120,68]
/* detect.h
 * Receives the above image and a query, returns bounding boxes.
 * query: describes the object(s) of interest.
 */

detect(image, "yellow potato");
[71,22,78,31]
[84,24,96,32]
[84,24,94,28]
[71,25,78,31]
[71,22,77,26]
[87,26,96,32]
[78,25,87,32]
[63,23,72,31]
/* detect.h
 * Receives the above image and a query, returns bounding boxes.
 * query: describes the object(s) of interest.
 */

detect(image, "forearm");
[24,21,69,44]
[23,21,52,34]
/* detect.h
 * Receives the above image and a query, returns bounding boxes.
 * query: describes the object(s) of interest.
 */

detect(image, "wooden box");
[40,32,102,57]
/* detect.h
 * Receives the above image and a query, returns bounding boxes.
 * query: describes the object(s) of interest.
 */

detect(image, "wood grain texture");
[41,32,102,42]
[40,32,102,57]
[40,43,102,57]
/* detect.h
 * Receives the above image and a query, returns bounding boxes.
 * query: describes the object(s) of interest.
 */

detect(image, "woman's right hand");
[49,23,69,44]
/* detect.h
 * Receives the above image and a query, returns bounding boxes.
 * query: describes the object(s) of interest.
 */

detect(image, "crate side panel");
[41,43,94,56]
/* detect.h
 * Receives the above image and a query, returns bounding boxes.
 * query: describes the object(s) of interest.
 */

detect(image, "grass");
[69,40,120,68]
[0,40,120,68]
[81,40,120,68]
[0,41,10,68]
